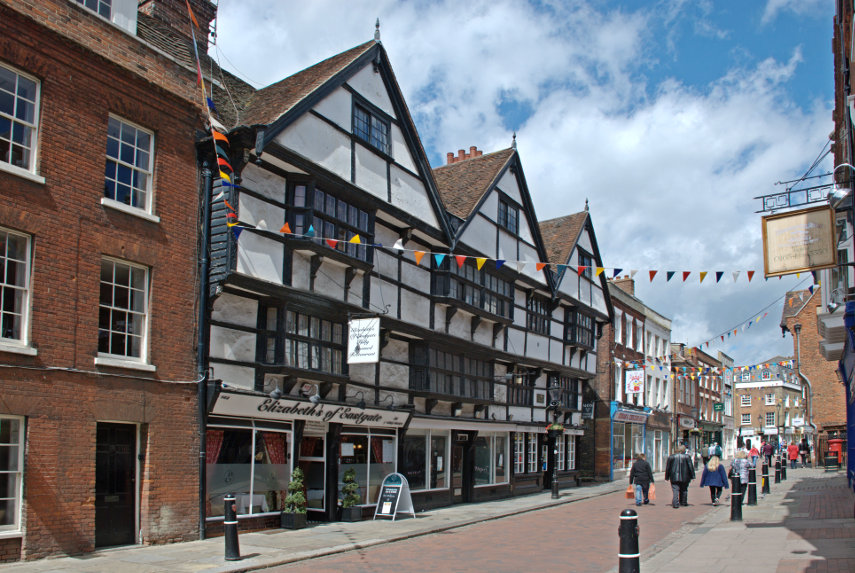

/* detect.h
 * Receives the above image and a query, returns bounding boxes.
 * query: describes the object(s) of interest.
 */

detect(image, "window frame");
[578,251,594,280]
[741,413,751,425]
[102,115,155,215]
[765,393,775,406]
[260,305,346,377]
[0,415,24,534]
[0,62,41,178]
[526,292,550,335]
[0,228,32,349]
[431,257,513,321]
[549,373,581,410]
[765,411,776,427]
[740,394,751,407]
[564,308,594,349]
[410,344,493,401]
[74,0,112,19]
[97,257,150,365]
[526,433,538,473]
[352,101,390,155]
[497,196,519,235]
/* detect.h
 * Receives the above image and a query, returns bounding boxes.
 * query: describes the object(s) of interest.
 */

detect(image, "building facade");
[0,0,210,561]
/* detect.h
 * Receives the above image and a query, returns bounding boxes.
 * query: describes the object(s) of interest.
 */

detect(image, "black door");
[95,422,136,548]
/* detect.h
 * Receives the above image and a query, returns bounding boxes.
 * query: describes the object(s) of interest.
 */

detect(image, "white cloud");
[762,0,828,25]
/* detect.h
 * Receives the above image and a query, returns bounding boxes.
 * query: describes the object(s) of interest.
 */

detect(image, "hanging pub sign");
[582,402,595,419]
[625,369,644,394]
[373,473,415,521]
[762,205,836,277]
[348,317,380,364]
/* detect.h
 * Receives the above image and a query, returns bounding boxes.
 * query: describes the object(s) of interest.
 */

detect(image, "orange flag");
[414,251,426,265]
[280,222,292,234]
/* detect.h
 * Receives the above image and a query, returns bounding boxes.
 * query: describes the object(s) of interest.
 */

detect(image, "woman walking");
[629,452,654,506]
[699,456,729,505]
[730,449,751,505]
[799,439,810,468]
[787,441,799,469]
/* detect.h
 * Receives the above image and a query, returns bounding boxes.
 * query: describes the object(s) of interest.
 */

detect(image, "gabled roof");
[538,212,588,265]
[780,289,816,326]
[432,149,515,219]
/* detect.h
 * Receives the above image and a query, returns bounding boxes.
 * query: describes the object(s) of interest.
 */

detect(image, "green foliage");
[284,467,307,514]
[341,468,361,509]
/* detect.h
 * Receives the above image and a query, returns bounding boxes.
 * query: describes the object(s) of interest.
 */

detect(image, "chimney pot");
[447,152,454,164]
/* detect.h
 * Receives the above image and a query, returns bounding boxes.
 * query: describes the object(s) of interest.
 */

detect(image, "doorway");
[451,445,464,503]
[95,422,136,548]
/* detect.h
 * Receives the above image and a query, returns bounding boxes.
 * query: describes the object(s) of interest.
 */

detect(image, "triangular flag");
[476,257,487,270]
[613,268,623,278]
[214,190,224,201]
[349,235,361,244]
[219,170,231,183]
[434,254,446,266]
[732,271,740,282]
[596,267,605,276]
[682,271,690,282]
[212,129,229,145]
[392,239,404,251]
[715,272,723,283]
[223,200,235,212]
[577,266,587,276]
[516,262,526,273]
[280,222,292,234]
[747,271,755,282]
[536,262,546,271]
[556,264,567,274]
[455,255,466,268]
[206,97,218,113]
[217,157,233,172]
[414,251,426,265]
[233,227,243,240]
[226,212,237,219]
[227,221,238,227]
[666,271,675,282]
[326,239,338,249]
[306,225,315,237]
[496,260,505,270]
[699,272,707,283]
[215,143,230,160]
[649,270,657,281]
[185,0,200,28]
[630,270,638,278]
[209,116,226,132]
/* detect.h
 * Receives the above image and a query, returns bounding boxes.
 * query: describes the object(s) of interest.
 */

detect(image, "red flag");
[649,270,657,281]
[682,271,690,282]
[747,271,755,282]
[455,255,466,268]
[217,157,233,172]
[326,239,338,248]
[577,266,587,276]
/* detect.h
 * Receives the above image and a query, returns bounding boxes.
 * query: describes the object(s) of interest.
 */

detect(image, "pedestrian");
[629,452,655,506]
[762,439,774,466]
[730,449,751,505]
[665,444,696,508]
[799,438,810,468]
[714,441,722,459]
[748,442,760,468]
[702,443,711,467]
[787,441,799,469]
[699,455,729,505]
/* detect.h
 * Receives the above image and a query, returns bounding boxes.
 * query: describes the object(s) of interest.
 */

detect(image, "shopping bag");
[648,483,656,501]
[625,485,634,499]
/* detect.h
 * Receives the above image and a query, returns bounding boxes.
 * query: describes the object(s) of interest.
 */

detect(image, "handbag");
[625,484,634,499]
[648,483,656,501]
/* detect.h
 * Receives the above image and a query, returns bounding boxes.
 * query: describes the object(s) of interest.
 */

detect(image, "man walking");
[762,439,774,466]
[665,444,696,508]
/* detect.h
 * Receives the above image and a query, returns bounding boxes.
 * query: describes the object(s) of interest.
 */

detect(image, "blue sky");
[211,0,834,366]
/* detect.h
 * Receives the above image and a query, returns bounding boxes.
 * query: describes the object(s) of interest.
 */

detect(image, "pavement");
[0,464,852,573]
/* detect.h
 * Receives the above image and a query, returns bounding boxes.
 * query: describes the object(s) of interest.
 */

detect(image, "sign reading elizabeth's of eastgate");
[212,392,409,428]
[348,318,380,364]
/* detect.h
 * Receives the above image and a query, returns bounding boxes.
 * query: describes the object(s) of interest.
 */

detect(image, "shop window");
[0,416,23,533]
[567,435,576,471]
[556,434,566,471]
[527,434,538,473]
[399,430,448,492]
[339,432,396,505]
[612,422,626,470]
[472,433,508,486]
[514,433,525,474]
[205,427,290,518]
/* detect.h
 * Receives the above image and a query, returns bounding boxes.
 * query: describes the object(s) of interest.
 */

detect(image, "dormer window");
[497,198,518,234]
[353,103,389,154]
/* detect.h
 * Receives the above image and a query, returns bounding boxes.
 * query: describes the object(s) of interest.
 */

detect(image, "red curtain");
[262,432,287,465]
[206,429,224,464]
[371,437,384,463]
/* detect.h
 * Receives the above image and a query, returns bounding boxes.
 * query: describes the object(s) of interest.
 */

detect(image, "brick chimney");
[446,146,484,164]
[139,0,217,52]
[612,275,635,296]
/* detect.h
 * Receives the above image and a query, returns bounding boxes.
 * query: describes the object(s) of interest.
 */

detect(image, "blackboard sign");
[373,473,415,521]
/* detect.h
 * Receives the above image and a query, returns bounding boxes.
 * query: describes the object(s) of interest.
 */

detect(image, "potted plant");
[339,468,362,522]
[281,467,307,529]
[546,422,564,438]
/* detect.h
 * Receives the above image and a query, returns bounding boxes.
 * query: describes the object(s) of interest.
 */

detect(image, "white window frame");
[0,415,24,534]
[567,435,576,470]
[761,370,771,381]
[741,372,750,381]
[73,0,112,20]
[765,412,776,428]
[741,413,751,425]
[0,228,36,355]
[96,257,154,370]
[765,393,775,406]
[102,115,158,221]
[514,433,525,474]
[740,394,751,407]
[556,434,566,471]
[0,63,43,183]
[527,433,538,473]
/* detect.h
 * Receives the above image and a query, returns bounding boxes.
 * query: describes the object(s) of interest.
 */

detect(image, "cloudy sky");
[209,0,833,367]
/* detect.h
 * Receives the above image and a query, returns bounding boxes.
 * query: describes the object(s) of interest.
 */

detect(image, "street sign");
[713,402,724,412]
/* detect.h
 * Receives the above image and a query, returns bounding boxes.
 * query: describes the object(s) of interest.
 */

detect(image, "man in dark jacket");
[665,444,696,508]
[629,453,655,506]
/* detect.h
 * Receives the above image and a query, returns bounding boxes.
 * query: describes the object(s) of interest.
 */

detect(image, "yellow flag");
[349,235,361,244]
[476,257,487,270]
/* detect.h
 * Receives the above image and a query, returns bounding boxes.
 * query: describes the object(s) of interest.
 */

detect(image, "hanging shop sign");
[713,402,724,412]
[211,391,409,428]
[373,473,415,521]
[761,205,836,277]
[348,317,381,364]
[624,369,644,395]
[678,416,696,429]
[582,402,595,419]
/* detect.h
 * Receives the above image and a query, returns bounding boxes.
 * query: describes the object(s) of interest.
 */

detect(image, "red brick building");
[0,0,211,561]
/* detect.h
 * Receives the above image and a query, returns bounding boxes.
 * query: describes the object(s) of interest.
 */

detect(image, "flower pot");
[340,506,362,522]
[281,511,307,529]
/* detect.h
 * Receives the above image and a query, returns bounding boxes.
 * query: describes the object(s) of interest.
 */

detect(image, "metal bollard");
[774,458,781,484]
[223,494,241,561]
[781,458,787,480]
[618,509,640,573]
[747,467,757,505]
[761,462,770,494]
[730,475,743,521]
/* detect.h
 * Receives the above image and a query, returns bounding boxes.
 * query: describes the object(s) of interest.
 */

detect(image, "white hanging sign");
[625,369,644,394]
[348,318,381,364]
[373,473,415,521]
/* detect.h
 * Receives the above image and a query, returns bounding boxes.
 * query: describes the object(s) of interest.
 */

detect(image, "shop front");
[205,387,410,532]
[609,403,651,480]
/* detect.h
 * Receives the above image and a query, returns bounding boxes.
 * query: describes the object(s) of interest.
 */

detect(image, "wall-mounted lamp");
[347,390,367,410]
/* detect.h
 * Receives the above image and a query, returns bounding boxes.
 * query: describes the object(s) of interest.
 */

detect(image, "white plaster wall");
[347,274,364,306]
[508,406,530,422]
[240,163,285,202]
[210,325,256,362]
[559,270,580,301]
[211,293,259,329]
[348,363,374,385]
[465,216,498,258]
[380,361,409,390]
[549,339,564,363]
[447,311,469,340]
[375,249,398,278]
[579,279,592,305]
[507,327,525,356]
[518,242,547,284]
[390,124,416,173]
[401,260,430,293]
[313,88,352,132]
[355,145,388,200]
[277,115,352,180]
[493,383,507,402]
[496,229,517,263]
[314,262,345,299]
[526,332,549,361]
[472,321,492,347]
[389,165,439,229]
[239,193,284,231]
[236,232,283,284]
[214,363,256,390]
[591,284,607,314]
[291,252,311,291]
[577,231,593,253]
[496,171,521,203]
[400,288,430,328]
[371,278,399,315]
[348,66,394,117]
[382,339,408,361]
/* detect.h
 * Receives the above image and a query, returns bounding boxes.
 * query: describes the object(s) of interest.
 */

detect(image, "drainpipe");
[793,324,818,451]
[197,161,213,540]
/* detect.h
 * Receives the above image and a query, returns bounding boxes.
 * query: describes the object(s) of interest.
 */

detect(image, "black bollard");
[747,467,757,505]
[774,458,781,484]
[618,509,640,573]
[781,458,787,480]
[223,494,241,561]
[730,475,743,521]
[761,462,770,494]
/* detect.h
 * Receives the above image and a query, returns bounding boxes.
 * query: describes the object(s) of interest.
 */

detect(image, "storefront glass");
[613,422,626,470]
[401,430,427,490]
[430,434,447,488]
[473,433,509,485]
[339,432,396,504]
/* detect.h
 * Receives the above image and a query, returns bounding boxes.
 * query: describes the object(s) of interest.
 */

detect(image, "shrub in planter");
[281,467,307,529]
[340,468,362,522]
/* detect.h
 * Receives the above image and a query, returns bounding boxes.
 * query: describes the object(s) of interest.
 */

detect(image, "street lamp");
[547,381,563,500]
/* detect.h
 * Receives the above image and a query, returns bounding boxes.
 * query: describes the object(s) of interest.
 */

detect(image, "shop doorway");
[451,445,464,503]
[95,422,136,548]
[298,435,326,515]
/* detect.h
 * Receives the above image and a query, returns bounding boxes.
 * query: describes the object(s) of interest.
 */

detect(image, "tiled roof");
[538,212,588,264]
[432,149,514,219]
[239,41,376,127]
[781,289,815,320]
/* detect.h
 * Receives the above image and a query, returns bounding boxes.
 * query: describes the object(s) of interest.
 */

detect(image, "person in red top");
[787,441,800,469]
